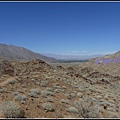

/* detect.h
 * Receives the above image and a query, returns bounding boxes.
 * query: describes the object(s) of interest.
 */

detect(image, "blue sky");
[0,2,120,55]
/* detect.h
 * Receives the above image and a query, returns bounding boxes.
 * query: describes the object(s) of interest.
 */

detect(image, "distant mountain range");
[0,44,57,62]
[0,43,117,63]
[41,53,104,60]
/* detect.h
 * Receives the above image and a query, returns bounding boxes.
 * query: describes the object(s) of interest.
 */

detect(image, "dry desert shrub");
[73,96,100,118]
[8,79,18,84]
[29,88,41,94]
[41,103,55,112]
[14,94,27,102]
[27,88,41,98]
[0,101,25,118]
[66,107,78,113]
[0,88,7,93]
[41,89,54,98]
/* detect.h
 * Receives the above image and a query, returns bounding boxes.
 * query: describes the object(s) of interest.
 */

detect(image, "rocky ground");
[0,59,120,118]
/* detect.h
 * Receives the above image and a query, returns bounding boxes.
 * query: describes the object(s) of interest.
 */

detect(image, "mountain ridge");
[0,43,57,63]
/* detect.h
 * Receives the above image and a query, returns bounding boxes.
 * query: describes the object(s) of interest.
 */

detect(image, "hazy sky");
[0,2,120,55]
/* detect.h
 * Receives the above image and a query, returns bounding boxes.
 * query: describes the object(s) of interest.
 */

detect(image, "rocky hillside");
[0,59,53,77]
[0,44,57,63]
[0,58,120,118]
[73,50,120,77]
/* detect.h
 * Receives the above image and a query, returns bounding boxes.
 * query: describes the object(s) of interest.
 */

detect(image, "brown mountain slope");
[0,44,57,63]
[72,50,120,77]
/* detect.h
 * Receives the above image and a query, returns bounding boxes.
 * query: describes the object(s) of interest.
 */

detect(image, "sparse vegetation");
[41,103,55,112]
[73,96,100,118]
[67,107,78,113]
[29,88,41,95]
[28,92,39,98]
[27,88,41,98]
[0,101,25,118]
[14,94,27,102]
[0,56,120,118]
[41,89,55,98]
[60,99,69,104]
[0,88,7,93]
[8,79,18,84]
